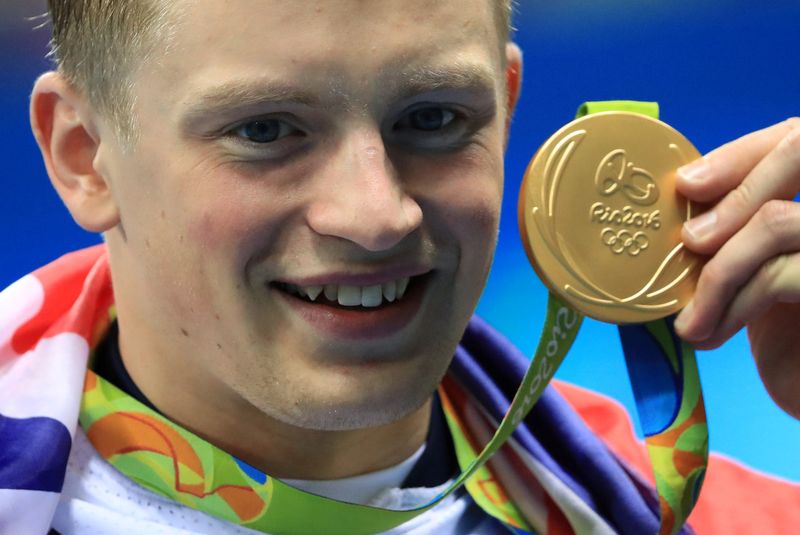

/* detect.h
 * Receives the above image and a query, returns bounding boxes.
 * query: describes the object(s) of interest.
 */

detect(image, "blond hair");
[47,0,515,143]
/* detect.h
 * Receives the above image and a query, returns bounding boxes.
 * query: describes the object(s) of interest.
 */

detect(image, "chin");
[237,313,464,431]
[303,400,428,432]
[266,374,439,432]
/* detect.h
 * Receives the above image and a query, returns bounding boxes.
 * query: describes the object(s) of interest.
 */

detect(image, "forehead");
[145,0,504,107]
[169,0,501,47]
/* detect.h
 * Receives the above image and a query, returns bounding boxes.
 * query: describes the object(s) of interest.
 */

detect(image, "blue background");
[2,2,798,481]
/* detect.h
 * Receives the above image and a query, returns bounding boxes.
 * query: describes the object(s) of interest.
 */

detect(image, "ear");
[503,42,523,147]
[30,72,120,233]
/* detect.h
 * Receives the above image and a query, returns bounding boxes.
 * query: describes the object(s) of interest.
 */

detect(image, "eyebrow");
[179,62,498,129]
[180,80,322,129]
[392,63,498,100]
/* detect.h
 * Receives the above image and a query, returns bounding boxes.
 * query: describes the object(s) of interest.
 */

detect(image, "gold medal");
[519,111,704,324]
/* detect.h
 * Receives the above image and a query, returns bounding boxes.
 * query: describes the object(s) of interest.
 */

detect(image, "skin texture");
[31,0,522,479]
[675,118,800,420]
[29,0,799,486]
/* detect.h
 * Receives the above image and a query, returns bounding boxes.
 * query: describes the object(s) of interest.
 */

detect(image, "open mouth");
[272,275,424,311]
[270,272,432,340]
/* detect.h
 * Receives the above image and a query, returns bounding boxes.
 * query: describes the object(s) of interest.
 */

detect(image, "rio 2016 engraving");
[601,228,649,256]
[590,202,661,230]
[512,304,579,426]
[595,149,659,206]
[592,149,660,259]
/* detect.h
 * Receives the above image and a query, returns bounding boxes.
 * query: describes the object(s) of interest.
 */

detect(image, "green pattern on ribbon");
[75,100,707,535]
[443,294,582,529]
[79,293,582,534]
[582,99,709,535]
[637,321,708,535]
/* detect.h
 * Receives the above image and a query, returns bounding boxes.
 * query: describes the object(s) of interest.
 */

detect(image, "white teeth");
[337,285,362,306]
[285,277,415,306]
[302,285,323,301]
[382,280,397,302]
[324,284,338,301]
[396,277,410,299]
[361,285,383,307]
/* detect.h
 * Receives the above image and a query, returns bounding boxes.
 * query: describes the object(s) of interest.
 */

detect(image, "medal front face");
[519,112,704,323]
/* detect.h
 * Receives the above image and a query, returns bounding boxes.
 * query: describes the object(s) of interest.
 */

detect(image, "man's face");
[103,0,511,430]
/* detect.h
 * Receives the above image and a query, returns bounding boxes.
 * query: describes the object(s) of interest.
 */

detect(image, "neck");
[116,323,432,481]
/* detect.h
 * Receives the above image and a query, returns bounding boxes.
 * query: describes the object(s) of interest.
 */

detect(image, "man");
[0,1,798,533]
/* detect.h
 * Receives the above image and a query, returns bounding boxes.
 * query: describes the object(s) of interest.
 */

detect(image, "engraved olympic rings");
[601,228,650,256]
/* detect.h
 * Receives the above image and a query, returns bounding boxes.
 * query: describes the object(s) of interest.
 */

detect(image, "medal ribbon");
[79,103,707,535]
[81,294,582,534]
[577,101,709,534]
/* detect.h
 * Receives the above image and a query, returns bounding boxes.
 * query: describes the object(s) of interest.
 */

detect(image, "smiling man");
[47,0,511,478]
[1,1,799,534]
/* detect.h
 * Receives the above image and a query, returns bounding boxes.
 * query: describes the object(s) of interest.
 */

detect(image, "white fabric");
[0,275,43,353]
[283,444,425,506]
[0,489,59,535]
[0,333,88,425]
[507,439,615,535]
[463,390,615,535]
[52,428,508,534]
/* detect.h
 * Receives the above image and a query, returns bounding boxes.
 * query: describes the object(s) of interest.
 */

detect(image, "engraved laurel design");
[532,132,695,313]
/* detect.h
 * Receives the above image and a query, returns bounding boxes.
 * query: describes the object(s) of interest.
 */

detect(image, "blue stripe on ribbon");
[234,456,269,485]
[0,413,71,492]
[617,319,683,437]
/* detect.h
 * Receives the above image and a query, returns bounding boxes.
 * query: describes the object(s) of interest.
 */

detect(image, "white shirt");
[51,428,509,535]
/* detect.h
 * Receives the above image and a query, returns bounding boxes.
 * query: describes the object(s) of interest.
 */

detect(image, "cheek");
[442,188,501,259]
[416,146,504,249]
[185,206,250,252]
[176,151,324,251]
[180,169,252,248]
[180,172,290,262]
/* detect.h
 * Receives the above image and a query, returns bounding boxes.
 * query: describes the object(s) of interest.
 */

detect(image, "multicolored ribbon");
[618,319,707,535]
[78,102,706,534]
[581,101,709,534]
[77,290,584,534]
[0,104,707,535]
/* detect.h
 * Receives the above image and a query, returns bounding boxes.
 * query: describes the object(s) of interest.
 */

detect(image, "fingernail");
[678,158,710,183]
[674,300,694,334]
[684,210,718,241]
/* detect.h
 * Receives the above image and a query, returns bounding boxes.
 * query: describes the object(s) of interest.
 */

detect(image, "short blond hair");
[47,0,515,142]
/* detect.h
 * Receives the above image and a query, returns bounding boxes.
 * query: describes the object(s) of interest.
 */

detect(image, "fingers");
[676,118,800,203]
[675,200,800,343]
[678,118,800,256]
[688,254,800,350]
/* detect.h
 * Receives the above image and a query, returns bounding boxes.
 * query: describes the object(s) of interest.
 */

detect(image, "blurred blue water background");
[2,1,798,481]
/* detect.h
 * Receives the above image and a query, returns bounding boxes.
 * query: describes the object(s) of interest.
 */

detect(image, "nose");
[306,130,423,251]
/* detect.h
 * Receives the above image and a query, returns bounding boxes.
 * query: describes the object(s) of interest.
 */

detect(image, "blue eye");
[406,107,456,131]
[232,119,295,143]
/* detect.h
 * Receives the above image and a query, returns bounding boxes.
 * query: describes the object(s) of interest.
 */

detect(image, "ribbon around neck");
[80,102,707,535]
[81,294,582,534]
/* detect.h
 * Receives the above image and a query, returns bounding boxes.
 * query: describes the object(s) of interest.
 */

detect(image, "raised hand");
[674,118,800,419]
